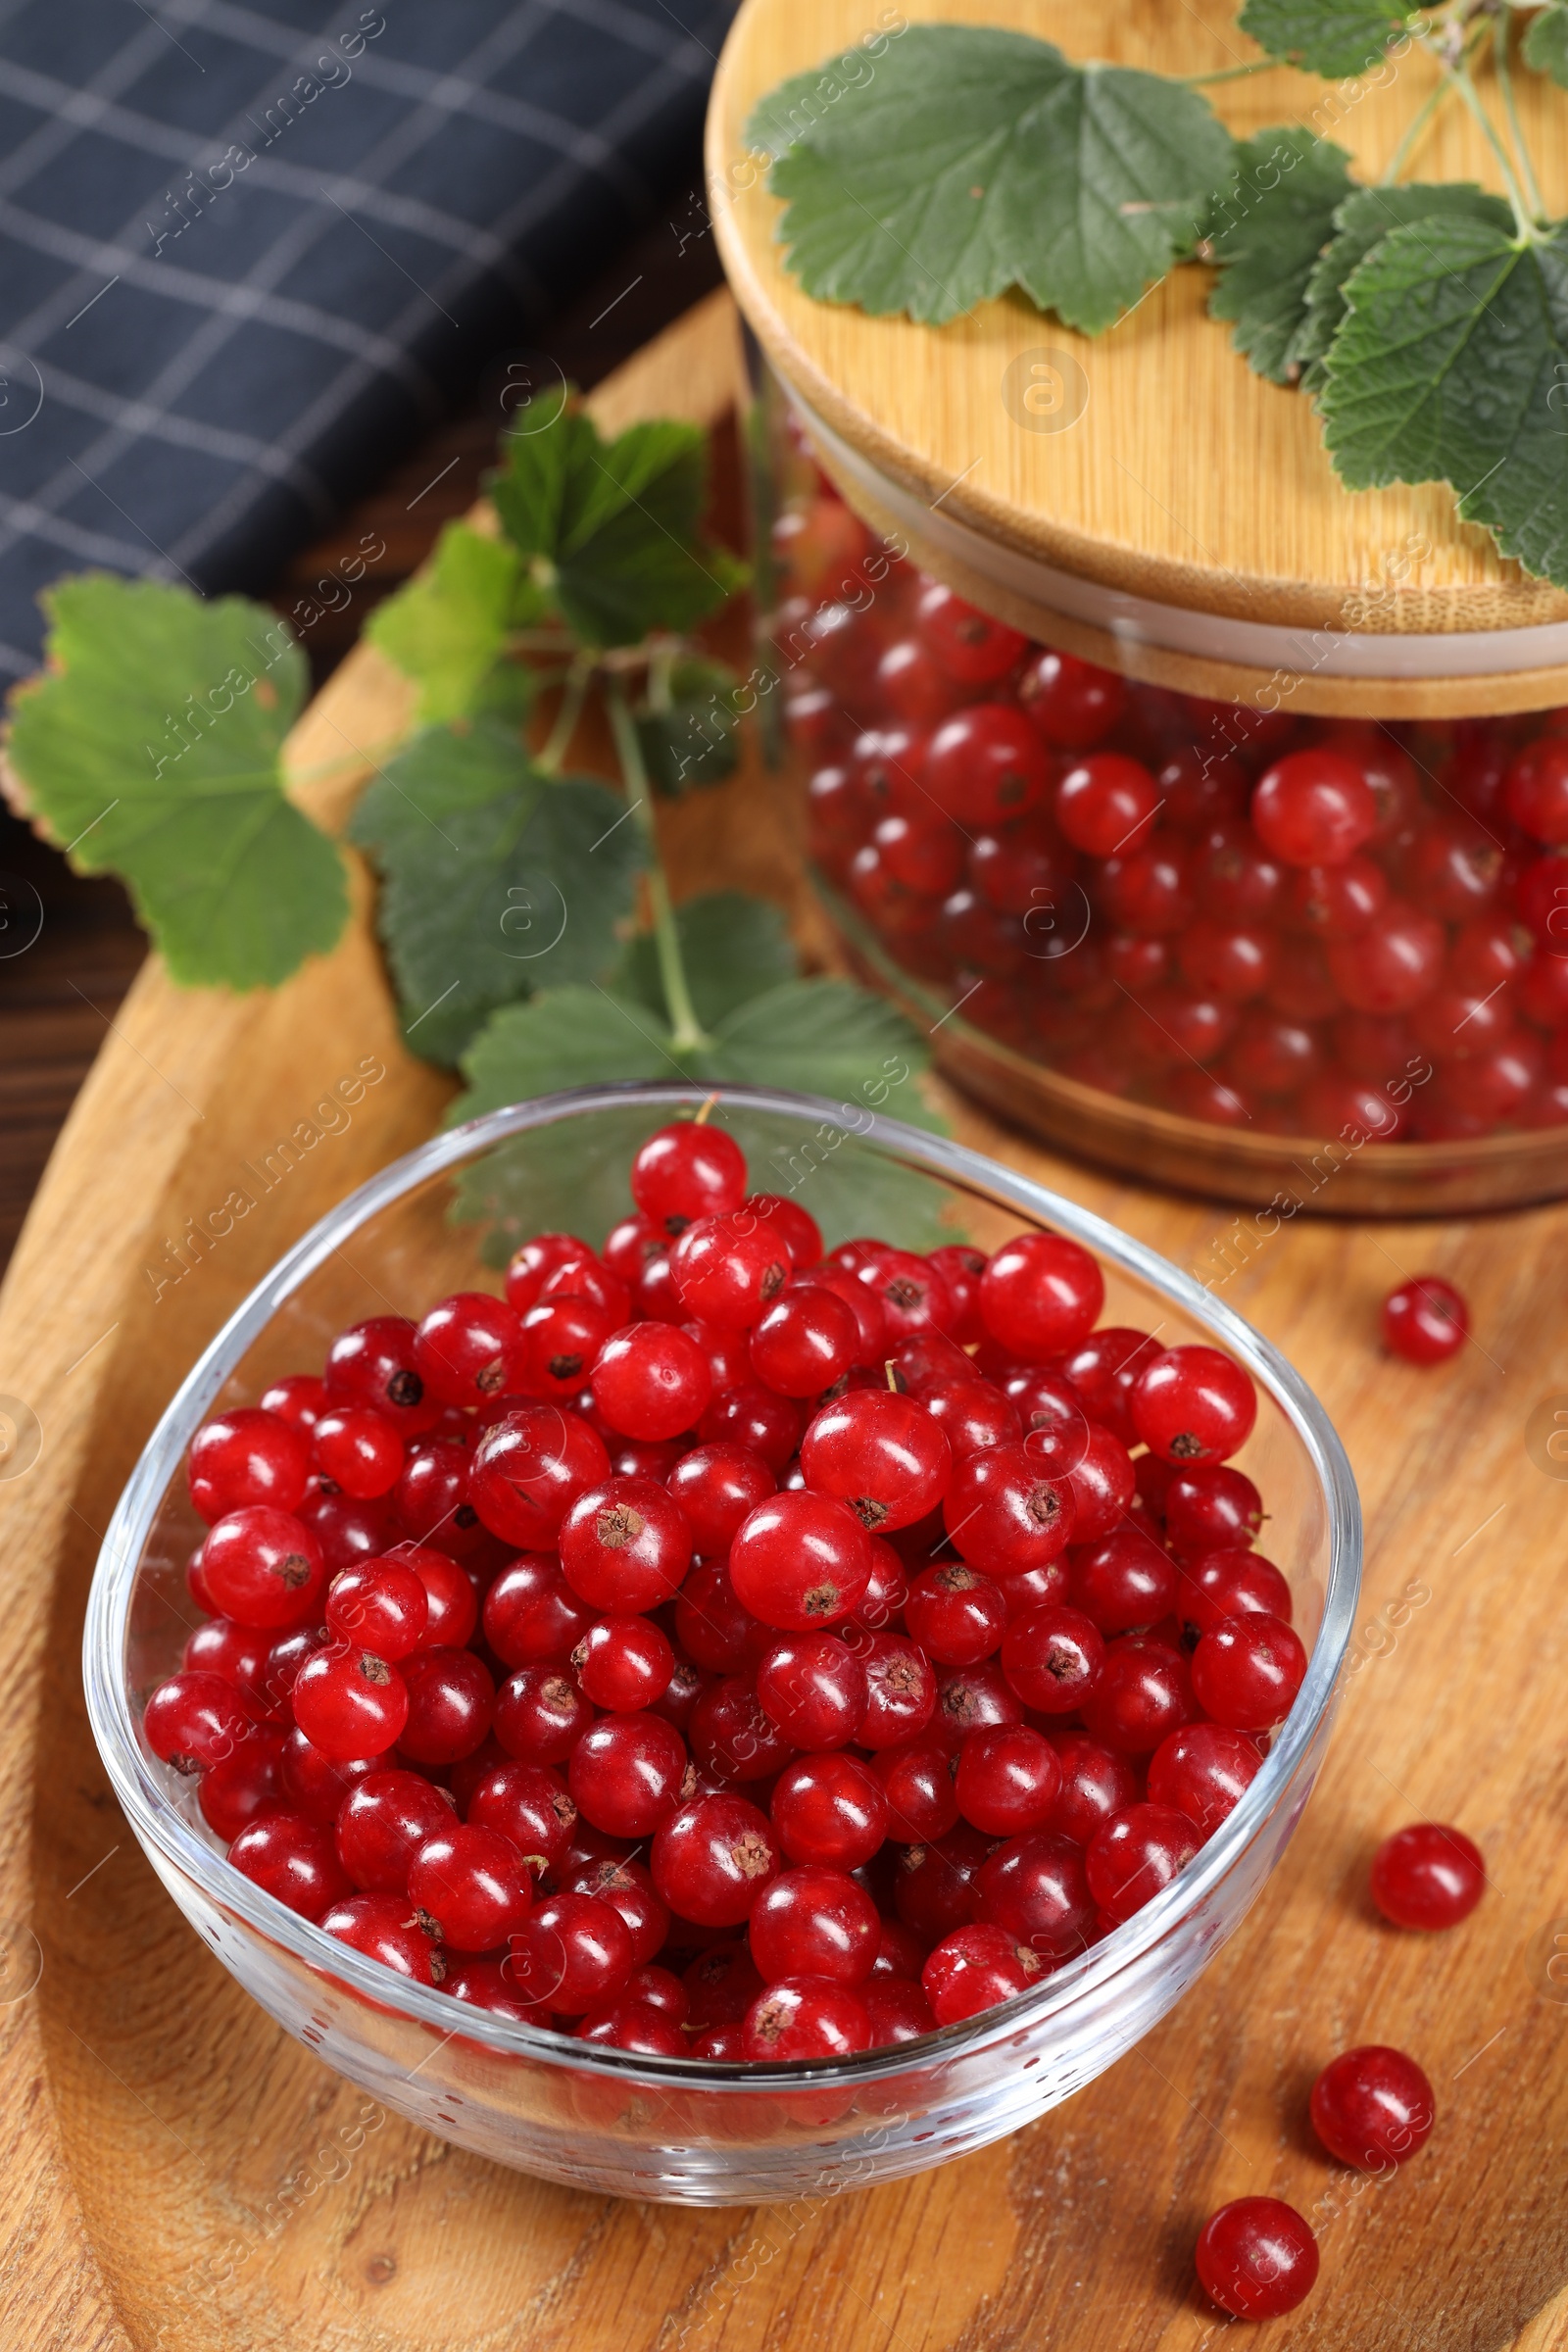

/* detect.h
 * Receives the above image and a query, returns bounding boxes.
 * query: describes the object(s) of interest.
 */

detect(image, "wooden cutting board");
[1,288,1565,2352]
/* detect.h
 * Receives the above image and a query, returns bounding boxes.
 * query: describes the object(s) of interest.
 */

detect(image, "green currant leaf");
[613,890,797,1030]
[447,981,953,1260]
[347,719,644,1065]
[4,575,346,990]
[489,391,745,647]
[1320,214,1568,592]
[1203,127,1355,384]
[755,25,1234,332]
[1238,0,1417,77]
[694,977,942,1128]
[365,522,524,724]
[1523,2,1568,84]
[634,656,743,794]
[1292,181,1512,390]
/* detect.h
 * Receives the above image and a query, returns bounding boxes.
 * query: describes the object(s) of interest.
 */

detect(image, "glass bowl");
[84,1085,1359,2205]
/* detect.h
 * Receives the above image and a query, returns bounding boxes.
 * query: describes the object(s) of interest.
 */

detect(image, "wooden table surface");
[2,291,1566,2352]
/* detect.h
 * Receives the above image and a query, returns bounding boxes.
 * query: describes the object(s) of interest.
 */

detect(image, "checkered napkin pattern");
[0,0,736,679]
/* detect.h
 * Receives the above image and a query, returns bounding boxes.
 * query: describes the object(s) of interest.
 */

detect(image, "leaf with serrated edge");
[1205,127,1353,384]
[614,891,796,1031]
[365,521,522,724]
[348,720,643,1064]
[1293,182,1511,389]
[490,400,742,647]
[699,978,942,1127]
[5,575,346,990]
[1523,2,1568,84]
[762,25,1232,332]
[1239,0,1415,77]
[1321,215,1568,592]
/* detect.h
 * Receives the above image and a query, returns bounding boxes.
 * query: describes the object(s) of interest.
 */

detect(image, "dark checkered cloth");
[0,0,734,679]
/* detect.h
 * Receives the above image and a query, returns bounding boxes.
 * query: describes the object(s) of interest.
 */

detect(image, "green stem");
[1379,70,1452,183]
[1423,34,1538,237]
[535,657,590,774]
[1178,59,1273,84]
[1492,10,1546,224]
[606,677,713,1054]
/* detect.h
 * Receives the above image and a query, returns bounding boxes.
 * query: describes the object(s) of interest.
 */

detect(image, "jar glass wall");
[750,352,1568,1215]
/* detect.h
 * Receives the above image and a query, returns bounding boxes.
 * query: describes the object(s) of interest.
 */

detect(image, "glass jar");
[709,0,1568,1215]
[747,353,1568,1214]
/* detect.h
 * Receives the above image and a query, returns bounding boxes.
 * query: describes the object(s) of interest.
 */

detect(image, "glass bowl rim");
[83,1081,1361,2090]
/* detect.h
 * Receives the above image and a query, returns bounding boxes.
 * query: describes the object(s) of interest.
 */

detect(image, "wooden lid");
[708,0,1568,714]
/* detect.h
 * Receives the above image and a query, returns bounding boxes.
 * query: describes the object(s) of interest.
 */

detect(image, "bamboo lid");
[708,0,1568,715]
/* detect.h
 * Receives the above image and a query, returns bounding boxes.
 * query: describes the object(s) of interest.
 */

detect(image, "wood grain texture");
[707,0,1568,653]
[3,289,1568,2352]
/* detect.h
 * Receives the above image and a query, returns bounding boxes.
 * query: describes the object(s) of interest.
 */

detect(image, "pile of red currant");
[776,476,1568,1144]
[142,1113,1304,2065]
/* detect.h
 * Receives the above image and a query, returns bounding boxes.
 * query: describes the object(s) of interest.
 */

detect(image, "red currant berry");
[1327,902,1446,1013]
[389,1437,477,1554]
[493,1664,594,1765]
[558,1476,693,1612]
[943,1444,1074,1572]
[1195,2198,1319,2320]
[577,1998,687,2057]
[1069,1527,1178,1636]
[396,1543,479,1647]
[590,1321,711,1440]
[742,1191,822,1271]
[1252,749,1376,866]
[925,1244,987,1344]
[771,1751,888,1871]
[872,1739,960,1841]
[324,1316,435,1434]
[1132,1346,1256,1465]
[414,1292,525,1408]
[670,1214,790,1330]
[742,1976,872,2060]
[1382,1274,1468,1364]
[292,1644,409,1762]
[1048,1732,1139,1845]
[567,1711,688,1838]
[1055,753,1159,857]
[1054,1327,1160,1446]
[905,1561,1006,1665]
[516,1296,619,1402]
[400,1645,494,1764]
[934,1658,1024,1748]
[855,1632,937,1747]
[749,1865,879,1985]
[320,1892,445,1984]
[729,1491,872,1630]
[145,1671,257,1775]
[800,1388,953,1534]
[922,1923,1043,2023]
[858,1248,956,1342]
[955,1724,1062,1837]
[573,1613,673,1711]
[509,1889,634,2014]
[1175,1547,1292,1639]
[916,581,1028,683]
[200,1506,326,1630]
[652,1794,780,1927]
[894,1823,995,1940]
[979,1232,1103,1360]
[1370,1822,1485,1929]
[864,1979,937,2044]
[1086,1801,1199,1924]
[467,1405,610,1546]
[1148,1723,1261,1838]
[182,1616,272,1708]
[689,1673,795,1782]
[749,1284,858,1397]
[682,1940,765,2027]
[466,1758,575,1877]
[1000,1603,1105,1714]
[973,1830,1096,1961]
[1505,736,1568,844]
[408,1824,532,1950]
[324,1556,427,1659]
[229,1811,351,1921]
[666,1442,775,1554]
[672,1557,769,1676]
[697,1382,805,1472]
[277,1726,391,1824]
[1082,1636,1194,1755]
[925,704,1050,825]
[1019,648,1125,748]
[482,1553,593,1668]
[259,1373,326,1432]
[1163,1465,1263,1558]
[1191,1613,1306,1732]
[198,1727,285,1840]
[335,1769,457,1892]
[504,1232,600,1314]
[188,1407,309,1523]
[921,1381,1021,1462]
[1310,2044,1435,2170]
[311,1405,405,1500]
[631,1120,748,1236]
[755,1632,866,1750]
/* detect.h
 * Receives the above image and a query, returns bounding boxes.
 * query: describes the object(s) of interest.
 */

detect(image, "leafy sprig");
[752,6,1568,591]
